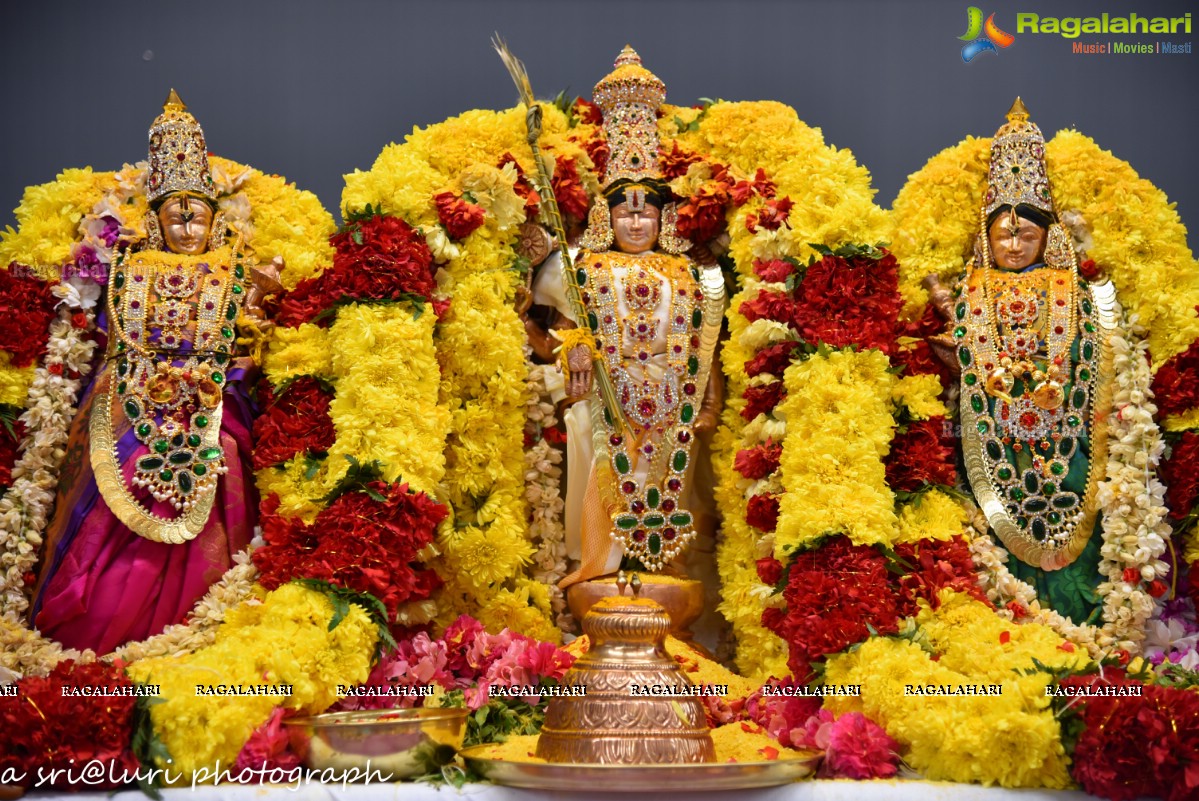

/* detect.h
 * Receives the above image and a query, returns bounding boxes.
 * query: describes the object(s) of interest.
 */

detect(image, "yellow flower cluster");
[775,349,899,557]
[892,373,948,420]
[232,164,337,289]
[127,584,377,781]
[335,105,600,641]
[890,131,1199,359]
[896,489,967,544]
[0,353,35,408]
[824,590,1077,788]
[670,101,890,678]
[0,167,109,275]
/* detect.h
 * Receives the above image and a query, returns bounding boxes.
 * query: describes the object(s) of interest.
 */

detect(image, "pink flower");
[820,712,899,780]
[232,707,302,775]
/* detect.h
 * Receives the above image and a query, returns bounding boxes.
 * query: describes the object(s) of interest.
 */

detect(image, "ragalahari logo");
[960,7,1016,62]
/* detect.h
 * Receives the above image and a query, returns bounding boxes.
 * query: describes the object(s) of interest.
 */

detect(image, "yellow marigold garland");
[662,101,890,677]
[127,584,377,781]
[774,349,899,557]
[823,590,1078,788]
[335,105,598,639]
[0,167,110,275]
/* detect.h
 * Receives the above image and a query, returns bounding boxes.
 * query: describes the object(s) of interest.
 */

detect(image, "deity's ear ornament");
[580,201,614,252]
[657,203,691,255]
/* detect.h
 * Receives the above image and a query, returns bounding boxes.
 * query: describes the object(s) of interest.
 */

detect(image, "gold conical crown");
[593,46,666,187]
[982,97,1053,217]
[146,89,215,205]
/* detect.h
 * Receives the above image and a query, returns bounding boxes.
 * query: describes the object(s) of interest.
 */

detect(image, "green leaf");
[292,578,397,660]
[131,689,172,799]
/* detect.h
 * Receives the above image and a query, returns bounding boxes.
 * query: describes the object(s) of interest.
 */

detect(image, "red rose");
[741,382,786,421]
[1147,580,1168,598]
[434,192,486,240]
[1078,259,1101,281]
[885,418,957,492]
[791,251,903,354]
[0,418,25,489]
[47,362,63,375]
[893,537,991,617]
[1123,567,1140,584]
[745,493,780,532]
[551,156,591,222]
[1006,601,1027,619]
[734,441,783,480]
[1065,674,1199,801]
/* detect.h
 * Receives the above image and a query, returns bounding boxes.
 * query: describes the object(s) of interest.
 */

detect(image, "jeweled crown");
[593,46,666,187]
[146,89,216,206]
[982,97,1054,217]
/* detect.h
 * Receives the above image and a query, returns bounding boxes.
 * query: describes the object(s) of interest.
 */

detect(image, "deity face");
[611,203,661,255]
[157,194,214,255]
[988,213,1047,272]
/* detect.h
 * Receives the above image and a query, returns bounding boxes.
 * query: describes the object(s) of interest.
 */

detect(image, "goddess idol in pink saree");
[31,93,270,653]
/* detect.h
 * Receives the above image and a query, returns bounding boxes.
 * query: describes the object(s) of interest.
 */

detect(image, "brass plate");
[460,746,818,791]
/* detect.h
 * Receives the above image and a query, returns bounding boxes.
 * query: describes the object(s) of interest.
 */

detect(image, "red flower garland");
[791,251,903,355]
[893,537,991,618]
[0,267,57,367]
[762,536,901,679]
[0,660,140,789]
[551,156,590,222]
[884,418,957,493]
[254,481,447,621]
[734,441,783,481]
[741,382,786,421]
[275,216,437,328]
[1151,337,1199,418]
[1162,430,1199,521]
[745,493,780,532]
[251,378,335,470]
[1063,672,1199,801]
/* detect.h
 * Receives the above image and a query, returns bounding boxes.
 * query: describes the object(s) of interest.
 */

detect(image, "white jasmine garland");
[525,361,570,632]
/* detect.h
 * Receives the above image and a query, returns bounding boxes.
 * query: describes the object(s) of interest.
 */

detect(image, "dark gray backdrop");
[2,0,1196,249]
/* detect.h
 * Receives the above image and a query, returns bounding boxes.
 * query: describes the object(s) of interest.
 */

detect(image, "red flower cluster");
[434,192,486,240]
[892,537,990,617]
[884,418,957,493]
[894,303,958,387]
[551,155,590,222]
[1064,672,1199,801]
[1151,337,1199,418]
[752,258,796,284]
[251,378,335,470]
[763,535,986,677]
[1162,430,1199,521]
[734,441,783,480]
[731,169,777,207]
[0,267,57,367]
[675,180,732,244]
[745,493,780,532]
[254,481,447,621]
[0,660,140,789]
[572,97,603,126]
[658,142,704,181]
[745,197,794,233]
[792,251,903,354]
[275,215,437,328]
[738,289,793,327]
[762,537,901,678]
[741,382,786,421]
[745,341,801,379]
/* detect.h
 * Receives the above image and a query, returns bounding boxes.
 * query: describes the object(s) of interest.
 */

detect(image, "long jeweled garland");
[581,250,724,570]
[958,267,1114,570]
[969,313,1171,655]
